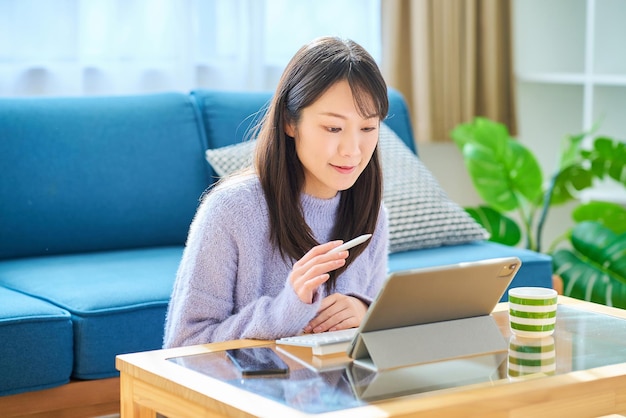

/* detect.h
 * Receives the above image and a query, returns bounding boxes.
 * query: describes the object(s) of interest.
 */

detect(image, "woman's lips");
[332,164,357,175]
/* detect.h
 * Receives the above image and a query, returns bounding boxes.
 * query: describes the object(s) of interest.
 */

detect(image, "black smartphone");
[226,347,289,377]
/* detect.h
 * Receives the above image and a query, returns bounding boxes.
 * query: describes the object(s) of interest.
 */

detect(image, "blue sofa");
[0,89,552,415]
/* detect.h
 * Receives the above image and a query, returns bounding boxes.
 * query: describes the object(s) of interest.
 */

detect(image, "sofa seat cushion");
[0,246,182,379]
[388,241,553,301]
[0,287,73,396]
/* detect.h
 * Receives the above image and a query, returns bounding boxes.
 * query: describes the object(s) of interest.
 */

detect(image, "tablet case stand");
[354,315,506,371]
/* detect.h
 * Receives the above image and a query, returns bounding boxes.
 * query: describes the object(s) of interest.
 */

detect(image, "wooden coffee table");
[116,296,626,417]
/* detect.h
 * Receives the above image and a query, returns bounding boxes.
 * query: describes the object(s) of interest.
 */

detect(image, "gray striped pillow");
[378,123,488,253]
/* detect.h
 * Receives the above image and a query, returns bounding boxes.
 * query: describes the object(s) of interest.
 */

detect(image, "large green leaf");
[451,118,543,213]
[551,135,626,205]
[461,143,518,212]
[549,165,594,205]
[573,202,626,234]
[552,250,626,308]
[545,132,595,205]
[451,117,509,156]
[581,137,626,183]
[465,206,521,246]
[553,222,626,307]
[506,141,544,205]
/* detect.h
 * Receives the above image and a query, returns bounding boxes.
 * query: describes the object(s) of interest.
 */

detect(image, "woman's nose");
[338,131,361,156]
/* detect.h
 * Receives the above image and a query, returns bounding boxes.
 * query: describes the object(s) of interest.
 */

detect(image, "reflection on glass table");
[168,305,626,415]
[508,336,556,379]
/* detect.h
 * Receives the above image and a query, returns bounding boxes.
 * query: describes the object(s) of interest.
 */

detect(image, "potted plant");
[451,117,626,307]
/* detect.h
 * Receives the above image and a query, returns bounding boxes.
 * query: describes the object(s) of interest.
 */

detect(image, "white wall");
[418,143,481,207]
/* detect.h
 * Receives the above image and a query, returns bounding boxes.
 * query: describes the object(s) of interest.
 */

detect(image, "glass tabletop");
[168,305,626,415]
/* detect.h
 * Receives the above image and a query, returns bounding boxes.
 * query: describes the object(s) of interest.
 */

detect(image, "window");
[0,0,381,96]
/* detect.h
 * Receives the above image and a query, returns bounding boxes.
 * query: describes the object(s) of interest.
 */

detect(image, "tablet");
[347,256,521,360]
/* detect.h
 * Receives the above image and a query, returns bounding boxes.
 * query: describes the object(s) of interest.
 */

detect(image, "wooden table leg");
[120,373,157,418]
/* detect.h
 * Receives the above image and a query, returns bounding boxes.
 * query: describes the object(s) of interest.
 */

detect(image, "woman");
[163,36,389,348]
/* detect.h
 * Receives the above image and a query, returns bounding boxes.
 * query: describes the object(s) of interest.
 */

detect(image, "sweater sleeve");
[163,180,320,348]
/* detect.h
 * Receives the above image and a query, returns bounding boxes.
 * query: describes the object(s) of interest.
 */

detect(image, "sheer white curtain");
[0,0,381,97]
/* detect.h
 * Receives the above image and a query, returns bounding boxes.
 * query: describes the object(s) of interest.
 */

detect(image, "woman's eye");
[362,127,377,132]
[327,127,341,133]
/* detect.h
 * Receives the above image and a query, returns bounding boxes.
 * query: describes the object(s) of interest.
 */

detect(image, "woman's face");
[285,80,380,199]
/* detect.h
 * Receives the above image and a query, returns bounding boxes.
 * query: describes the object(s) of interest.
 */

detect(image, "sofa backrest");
[0,93,211,260]
[191,87,417,175]
[0,88,415,261]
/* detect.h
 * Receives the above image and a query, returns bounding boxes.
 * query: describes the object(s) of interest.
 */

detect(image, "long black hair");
[255,36,388,292]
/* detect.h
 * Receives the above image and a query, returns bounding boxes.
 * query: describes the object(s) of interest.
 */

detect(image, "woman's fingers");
[289,241,349,304]
[293,273,329,304]
[305,294,367,332]
[291,256,346,287]
[292,240,343,269]
[291,258,346,303]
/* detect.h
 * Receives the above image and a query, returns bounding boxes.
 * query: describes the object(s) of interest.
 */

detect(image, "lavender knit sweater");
[163,175,389,348]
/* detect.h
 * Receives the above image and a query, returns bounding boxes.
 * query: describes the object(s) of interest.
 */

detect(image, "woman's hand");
[304,293,368,333]
[289,241,348,304]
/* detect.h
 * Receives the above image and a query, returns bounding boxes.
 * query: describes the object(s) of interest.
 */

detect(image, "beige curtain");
[381,0,516,143]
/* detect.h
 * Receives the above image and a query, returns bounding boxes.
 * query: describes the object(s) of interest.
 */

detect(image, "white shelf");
[517,73,626,86]
[514,0,626,133]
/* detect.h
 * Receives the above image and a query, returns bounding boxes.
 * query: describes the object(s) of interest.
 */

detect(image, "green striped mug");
[508,287,558,338]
